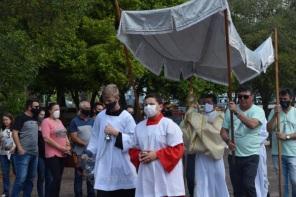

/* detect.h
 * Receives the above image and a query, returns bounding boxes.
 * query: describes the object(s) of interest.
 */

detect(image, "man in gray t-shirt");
[69,101,95,197]
[12,99,40,197]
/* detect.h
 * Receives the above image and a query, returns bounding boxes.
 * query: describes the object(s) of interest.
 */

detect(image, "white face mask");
[204,103,214,113]
[144,104,158,118]
[53,110,60,119]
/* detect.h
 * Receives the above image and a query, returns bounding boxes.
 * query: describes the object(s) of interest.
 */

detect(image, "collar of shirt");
[147,113,163,126]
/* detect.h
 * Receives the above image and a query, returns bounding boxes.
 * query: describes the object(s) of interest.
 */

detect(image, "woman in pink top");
[41,103,71,197]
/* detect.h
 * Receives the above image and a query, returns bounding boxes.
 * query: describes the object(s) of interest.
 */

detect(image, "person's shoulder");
[251,104,265,113]
[136,119,147,128]
[162,116,178,126]
[121,110,135,119]
[70,115,79,123]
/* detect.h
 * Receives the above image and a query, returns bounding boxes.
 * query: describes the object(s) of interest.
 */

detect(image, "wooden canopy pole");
[274,27,283,197]
[223,9,235,159]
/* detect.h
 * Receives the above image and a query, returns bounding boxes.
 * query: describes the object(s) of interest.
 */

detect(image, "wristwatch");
[286,135,291,140]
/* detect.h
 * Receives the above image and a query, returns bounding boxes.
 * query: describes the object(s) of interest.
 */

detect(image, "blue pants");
[12,153,38,197]
[273,155,296,197]
[74,167,95,197]
[0,155,14,196]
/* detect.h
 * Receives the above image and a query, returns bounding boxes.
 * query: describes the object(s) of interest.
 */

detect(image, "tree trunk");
[57,88,66,107]
[90,90,98,108]
[70,90,79,110]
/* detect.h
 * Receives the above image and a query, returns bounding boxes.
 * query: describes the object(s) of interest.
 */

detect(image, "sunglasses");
[238,95,251,100]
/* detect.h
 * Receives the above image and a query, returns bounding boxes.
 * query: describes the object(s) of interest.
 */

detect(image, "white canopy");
[117,0,274,86]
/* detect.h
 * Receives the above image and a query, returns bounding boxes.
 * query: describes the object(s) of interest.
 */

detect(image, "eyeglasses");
[238,95,251,100]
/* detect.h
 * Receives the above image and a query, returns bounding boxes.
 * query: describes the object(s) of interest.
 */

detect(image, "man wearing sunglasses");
[220,86,265,197]
[267,88,296,197]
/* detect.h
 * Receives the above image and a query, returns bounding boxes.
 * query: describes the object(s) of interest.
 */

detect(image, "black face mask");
[280,100,291,110]
[81,109,91,117]
[105,101,117,112]
[31,108,40,117]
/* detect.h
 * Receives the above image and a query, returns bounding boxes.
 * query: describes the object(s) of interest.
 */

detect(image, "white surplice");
[194,111,229,197]
[255,119,269,197]
[130,117,185,197]
[194,154,229,197]
[87,110,137,191]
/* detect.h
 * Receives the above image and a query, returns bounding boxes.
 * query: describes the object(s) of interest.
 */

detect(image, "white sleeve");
[87,116,100,155]
[121,113,137,152]
[166,119,183,147]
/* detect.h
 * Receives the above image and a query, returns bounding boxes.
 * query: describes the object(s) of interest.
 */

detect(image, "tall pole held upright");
[275,27,283,197]
[224,9,235,159]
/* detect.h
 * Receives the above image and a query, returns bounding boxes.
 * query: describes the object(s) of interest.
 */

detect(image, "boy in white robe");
[112,93,186,197]
[180,93,229,197]
[85,84,137,197]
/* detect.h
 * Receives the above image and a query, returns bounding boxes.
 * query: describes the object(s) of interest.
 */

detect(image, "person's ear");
[159,103,163,111]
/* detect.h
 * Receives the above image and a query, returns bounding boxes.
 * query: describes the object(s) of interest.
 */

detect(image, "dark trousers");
[46,156,64,197]
[74,167,95,197]
[186,154,196,197]
[228,155,259,197]
[97,189,135,197]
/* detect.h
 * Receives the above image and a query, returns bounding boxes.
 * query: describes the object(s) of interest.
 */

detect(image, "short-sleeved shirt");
[41,118,67,158]
[68,116,94,155]
[13,113,38,155]
[222,104,265,157]
[268,107,296,156]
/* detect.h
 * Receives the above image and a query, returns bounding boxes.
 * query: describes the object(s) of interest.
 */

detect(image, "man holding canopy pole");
[267,88,296,197]
[220,85,265,197]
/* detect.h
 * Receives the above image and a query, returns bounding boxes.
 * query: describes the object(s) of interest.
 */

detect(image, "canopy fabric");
[117,0,274,85]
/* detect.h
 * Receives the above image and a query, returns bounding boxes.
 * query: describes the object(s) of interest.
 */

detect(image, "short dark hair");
[25,99,39,110]
[280,88,293,97]
[237,85,253,95]
[202,93,217,104]
[144,93,163,105]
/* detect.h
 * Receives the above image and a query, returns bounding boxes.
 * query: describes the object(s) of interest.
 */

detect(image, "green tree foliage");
[229,0,296,113]
[2,0,296,114]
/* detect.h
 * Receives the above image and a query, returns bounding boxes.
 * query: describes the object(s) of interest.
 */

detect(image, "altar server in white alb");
[85,84,137,197]
[108,93,185,197]
[180,93,229,197]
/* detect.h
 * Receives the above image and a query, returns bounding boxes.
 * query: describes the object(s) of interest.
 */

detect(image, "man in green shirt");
[220,86,265,197]
[267,88,296,197]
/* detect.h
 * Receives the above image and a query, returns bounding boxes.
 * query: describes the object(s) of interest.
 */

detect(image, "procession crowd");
[0,84,295,197]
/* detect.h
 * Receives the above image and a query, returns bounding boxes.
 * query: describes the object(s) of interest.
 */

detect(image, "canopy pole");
[274,27,283,197]
[223,9,235,160]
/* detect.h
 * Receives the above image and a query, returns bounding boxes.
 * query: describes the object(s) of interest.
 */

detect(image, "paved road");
[0,147,282,196]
